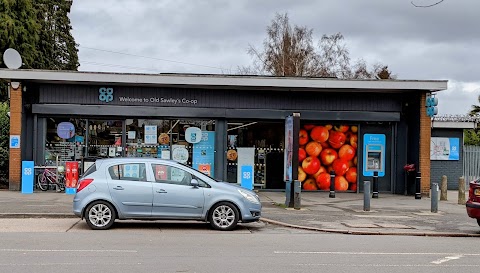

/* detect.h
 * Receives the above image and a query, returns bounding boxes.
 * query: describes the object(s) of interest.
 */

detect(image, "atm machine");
[363,134,386,177]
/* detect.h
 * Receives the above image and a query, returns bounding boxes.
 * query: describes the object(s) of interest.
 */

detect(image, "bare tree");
[244,13,320,77]
[411,0,445,8]
[240,13,394,79]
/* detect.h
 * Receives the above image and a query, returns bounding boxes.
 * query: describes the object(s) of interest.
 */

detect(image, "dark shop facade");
[0,69,447,194]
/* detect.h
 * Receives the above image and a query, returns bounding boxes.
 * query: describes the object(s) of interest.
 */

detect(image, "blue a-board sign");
[21,161,34,194]
[363,134,386,177]
[193,132,215,177]
[240,165,254,190]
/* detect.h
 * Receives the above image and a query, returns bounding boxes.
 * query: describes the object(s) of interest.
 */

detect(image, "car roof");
[95,157,179,165]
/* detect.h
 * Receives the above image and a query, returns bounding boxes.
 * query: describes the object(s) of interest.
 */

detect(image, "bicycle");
[37,167,66,192]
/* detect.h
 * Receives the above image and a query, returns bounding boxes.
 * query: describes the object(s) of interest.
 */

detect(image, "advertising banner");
[284,116,293,182]
[431,137,460,160]
[237,147,255,190]
[21,161,34,194]
[193,131,215,177]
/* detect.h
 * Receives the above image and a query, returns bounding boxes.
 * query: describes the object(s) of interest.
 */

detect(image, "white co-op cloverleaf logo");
[24,168,32,176]
[99,87,114,103]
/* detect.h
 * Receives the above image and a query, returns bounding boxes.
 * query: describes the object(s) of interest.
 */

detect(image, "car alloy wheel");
[209,202,239,231]
[85,201,116,230]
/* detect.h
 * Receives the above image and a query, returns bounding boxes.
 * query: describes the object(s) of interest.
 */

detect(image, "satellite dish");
[3,48,22,69]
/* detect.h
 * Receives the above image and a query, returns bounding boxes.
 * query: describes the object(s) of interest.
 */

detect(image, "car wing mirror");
[191,179,199,187]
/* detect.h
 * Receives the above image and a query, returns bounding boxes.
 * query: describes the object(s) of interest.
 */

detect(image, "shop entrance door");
[360,124,393,193]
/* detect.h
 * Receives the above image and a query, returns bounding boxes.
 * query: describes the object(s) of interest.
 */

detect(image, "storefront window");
[226,121,284,188]
[44,118,86,166]
[125,119,216,176]
[87,120,123,158]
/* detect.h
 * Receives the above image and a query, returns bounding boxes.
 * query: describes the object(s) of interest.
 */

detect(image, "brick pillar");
[9,82,22,191]
[419,92,431,195]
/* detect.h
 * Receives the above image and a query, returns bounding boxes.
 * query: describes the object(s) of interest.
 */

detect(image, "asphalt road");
[0,219,478,273]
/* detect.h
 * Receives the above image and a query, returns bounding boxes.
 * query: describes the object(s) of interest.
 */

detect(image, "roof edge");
[0,69,448,91]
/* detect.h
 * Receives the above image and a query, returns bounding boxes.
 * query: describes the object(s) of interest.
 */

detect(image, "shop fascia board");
[0,69,447,92]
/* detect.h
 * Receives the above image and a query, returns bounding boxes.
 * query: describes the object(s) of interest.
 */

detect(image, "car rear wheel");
[85,201,116,230]
[209,202,239,231]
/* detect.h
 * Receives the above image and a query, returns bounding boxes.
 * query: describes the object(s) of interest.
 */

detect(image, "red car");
[466,179,480,226]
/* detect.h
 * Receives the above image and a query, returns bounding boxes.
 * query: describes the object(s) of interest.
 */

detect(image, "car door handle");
[156,189,167,193]
[113,186,124,190]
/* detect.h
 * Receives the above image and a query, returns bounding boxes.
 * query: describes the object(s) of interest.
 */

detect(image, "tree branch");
[411,0,444,8]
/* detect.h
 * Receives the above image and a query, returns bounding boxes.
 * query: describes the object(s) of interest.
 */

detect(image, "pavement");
[0,189,479,237]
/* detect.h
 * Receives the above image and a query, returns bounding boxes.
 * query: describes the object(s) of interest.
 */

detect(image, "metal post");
[431,182,438,213]
[415,171,422,199]
[372,171,379,198]
[329,170,335,198]
[364,180,371,211]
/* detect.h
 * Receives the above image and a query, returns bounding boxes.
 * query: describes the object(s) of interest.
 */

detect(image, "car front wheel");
[209,202,239,231]
[85,201,116,230]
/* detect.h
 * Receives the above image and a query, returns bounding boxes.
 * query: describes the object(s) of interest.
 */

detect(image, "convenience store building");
[0,69,447,194]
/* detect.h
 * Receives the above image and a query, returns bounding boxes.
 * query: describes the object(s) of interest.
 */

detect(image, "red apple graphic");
[298,166,307,182]
[345,167,357,183]
[335,176,349,191]
[349,182,357,192]
[328,131,346,149]
[320,141,330,149]
[305,141,322,157]
[299,129,309,145]
[350,134,358,149]
[298,148,307,162]
[338,144,356,161]
[302,156,321,175]
[303,178,318,190]
[332,159,349,176]
[316,172,331,190]
[304,124,315,131]
[312,166,327,180]
[310,126,329,143]
[320,148,338,166]
[334,125,349,133]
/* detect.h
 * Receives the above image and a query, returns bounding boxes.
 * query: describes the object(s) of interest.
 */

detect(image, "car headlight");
[238,189,260,204]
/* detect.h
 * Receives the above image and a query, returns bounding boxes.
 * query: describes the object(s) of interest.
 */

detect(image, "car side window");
[108,163,147,182]
[151,164,193,186]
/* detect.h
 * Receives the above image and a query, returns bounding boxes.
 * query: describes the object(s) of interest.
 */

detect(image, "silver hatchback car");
[73,158,262,231]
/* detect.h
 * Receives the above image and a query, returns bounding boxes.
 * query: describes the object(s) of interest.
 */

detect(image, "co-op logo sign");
[99,87,114,103]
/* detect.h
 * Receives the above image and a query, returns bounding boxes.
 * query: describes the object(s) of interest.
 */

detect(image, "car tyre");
[209,202,239,231]
[477,219,480,227]
[85,201,116,230]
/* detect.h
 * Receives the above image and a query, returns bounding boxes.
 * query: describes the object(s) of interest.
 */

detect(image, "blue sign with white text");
[193,132,215,177]
[241,165,254,190]
[21,161,34,194]
[10,135,20,148]
[430,137,460,160]
[363,134,386,177]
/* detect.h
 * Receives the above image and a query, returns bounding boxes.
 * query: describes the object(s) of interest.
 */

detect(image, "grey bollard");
[458,177,466,205]
[364,181,370,211]
[431,183,438,213]
[440,175,448,201]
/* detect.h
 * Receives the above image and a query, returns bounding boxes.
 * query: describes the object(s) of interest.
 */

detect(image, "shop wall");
[431,128,464,190]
